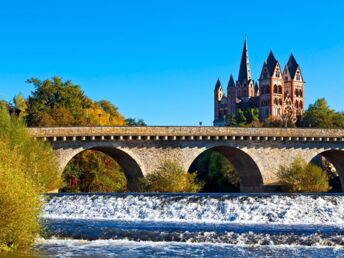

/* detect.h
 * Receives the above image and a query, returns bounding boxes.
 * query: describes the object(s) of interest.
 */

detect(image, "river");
[6,193,344,257]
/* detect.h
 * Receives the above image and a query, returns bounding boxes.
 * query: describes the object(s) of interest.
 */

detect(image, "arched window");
[274,84,278,93]
[295,101,299,108]
[278,85,282,94]
[295,89,298,97]
[279,99,282,105]
[266,86,270,94]
[274,98,278,105]
[299,90,303,97]
[300,101,303,109]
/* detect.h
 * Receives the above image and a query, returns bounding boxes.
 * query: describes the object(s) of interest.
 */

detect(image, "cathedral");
[213,38,305,126]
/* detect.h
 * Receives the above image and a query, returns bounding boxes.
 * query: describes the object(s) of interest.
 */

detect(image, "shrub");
[0,141,41,252]
[140,159,204,192]
[0,108,60,251]
[277,157,330,192]
[0,108,61,192]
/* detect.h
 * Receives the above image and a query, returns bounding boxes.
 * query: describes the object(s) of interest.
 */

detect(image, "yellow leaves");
[85,102,125,126]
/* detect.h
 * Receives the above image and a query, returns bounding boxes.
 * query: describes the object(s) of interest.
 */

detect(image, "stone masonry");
[28,126,344,192]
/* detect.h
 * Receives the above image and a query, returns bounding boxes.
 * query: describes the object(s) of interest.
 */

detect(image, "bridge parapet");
[28,126,344,143]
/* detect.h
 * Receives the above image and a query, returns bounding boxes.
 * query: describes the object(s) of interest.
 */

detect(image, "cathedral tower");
[283,54,305,119]
[236,37,255,100]
[214,78,224,120]
[259,51,284,120]
[227,74,237,115]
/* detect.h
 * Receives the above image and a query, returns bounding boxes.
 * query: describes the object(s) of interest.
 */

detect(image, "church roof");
[238,38,252,83]
[227,74,235,88]
[266,51,278,76]
[286,53,299,79]
[214,78,222,91]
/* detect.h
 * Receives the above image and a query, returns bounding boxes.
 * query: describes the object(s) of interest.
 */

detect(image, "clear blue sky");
[0,1,343,125]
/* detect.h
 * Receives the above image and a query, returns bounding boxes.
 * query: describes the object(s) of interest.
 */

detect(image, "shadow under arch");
[310,149,344,192]
[188,146,263,192]
[64,146,144,191]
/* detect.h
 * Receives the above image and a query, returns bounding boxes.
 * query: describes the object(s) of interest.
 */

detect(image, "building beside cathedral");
[213,38,305,126]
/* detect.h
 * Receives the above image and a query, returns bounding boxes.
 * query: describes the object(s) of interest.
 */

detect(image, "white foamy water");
[42,194,344,225]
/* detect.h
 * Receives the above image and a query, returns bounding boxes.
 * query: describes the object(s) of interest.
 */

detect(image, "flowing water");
[8,193,344,257]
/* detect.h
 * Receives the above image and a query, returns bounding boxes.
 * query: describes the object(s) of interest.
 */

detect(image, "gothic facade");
[214,38,305,126]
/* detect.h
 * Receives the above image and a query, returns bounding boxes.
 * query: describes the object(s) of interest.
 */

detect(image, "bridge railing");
[27,126,344,143]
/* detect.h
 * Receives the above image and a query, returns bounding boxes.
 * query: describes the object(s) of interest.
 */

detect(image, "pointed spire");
[227,74,235,88]
[266,50,278,76]
[238,36,252,83]
[214,78,222,91]
[286,53,299,78]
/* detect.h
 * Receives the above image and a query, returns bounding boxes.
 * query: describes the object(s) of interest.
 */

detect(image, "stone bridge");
[28,126,344,192]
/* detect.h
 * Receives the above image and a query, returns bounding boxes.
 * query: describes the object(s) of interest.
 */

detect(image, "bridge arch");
[309,149,344,192]
[187,145,264,192]
[54,142,144,191]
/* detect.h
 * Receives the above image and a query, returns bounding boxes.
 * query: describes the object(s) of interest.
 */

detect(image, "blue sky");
[0,1,343,125]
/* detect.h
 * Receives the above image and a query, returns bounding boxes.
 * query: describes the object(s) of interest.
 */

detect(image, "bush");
[0,108,61,192]
[277,157,330,192]
[140,159,204,192]
[0,142,41,252]
[0,108,60,251]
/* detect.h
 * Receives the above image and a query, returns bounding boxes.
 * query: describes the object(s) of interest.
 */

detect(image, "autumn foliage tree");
[18,77,129,192]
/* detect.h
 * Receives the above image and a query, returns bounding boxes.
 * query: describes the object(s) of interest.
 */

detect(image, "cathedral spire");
[238,36,252,83]
[227,74,235,88]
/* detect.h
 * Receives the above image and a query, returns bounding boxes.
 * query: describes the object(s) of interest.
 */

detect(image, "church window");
[278,85,282,94]
[274,98,278,105]
[279,99,282,105]
[299,90,303,97]
[274,84,278,93]
[296,72,301,81]
[295,101,299,108]
[276,70,280,78]
[300,101,303,109]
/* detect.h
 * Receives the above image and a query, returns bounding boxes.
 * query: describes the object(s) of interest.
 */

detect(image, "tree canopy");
[302,98,343,128]
[24,77,126,127]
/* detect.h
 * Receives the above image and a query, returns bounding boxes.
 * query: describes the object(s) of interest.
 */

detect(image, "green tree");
[277,157,330,192]
[26,77,91,126]
[236,108,260,127]
[228,114,237,127]
[208,152,239,189]
[302,98,344,128]
[125,118,147,126]
[190,151,240,192]
[140,159,204,192]
[237,109,247,126]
